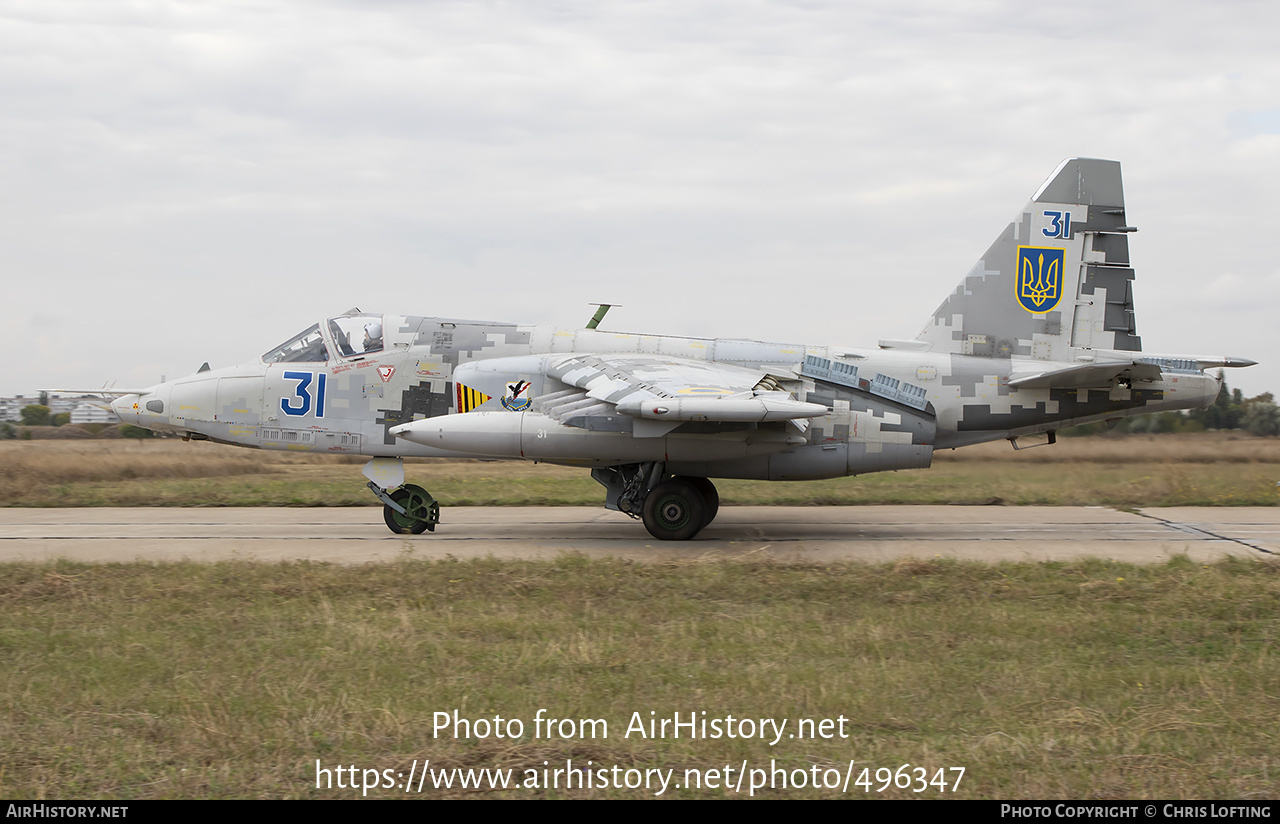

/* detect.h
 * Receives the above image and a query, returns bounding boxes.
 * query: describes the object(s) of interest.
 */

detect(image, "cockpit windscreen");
[262,324,329,363]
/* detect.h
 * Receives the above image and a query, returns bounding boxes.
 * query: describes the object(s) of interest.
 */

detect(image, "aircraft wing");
[545,354,826,420]
[545,353,764,400]
[49,387,149,396]
[456,353,828,436]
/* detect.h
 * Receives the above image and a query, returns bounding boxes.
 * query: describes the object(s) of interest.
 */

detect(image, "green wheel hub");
[383,484,440,534]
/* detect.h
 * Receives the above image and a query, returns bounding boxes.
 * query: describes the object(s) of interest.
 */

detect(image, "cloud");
[3,0,1278,397]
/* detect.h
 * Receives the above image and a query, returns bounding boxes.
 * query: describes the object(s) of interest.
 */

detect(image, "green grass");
[3,556,1278,798]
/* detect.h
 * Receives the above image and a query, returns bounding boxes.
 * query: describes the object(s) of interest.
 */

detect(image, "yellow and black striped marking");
[456,383,491,412]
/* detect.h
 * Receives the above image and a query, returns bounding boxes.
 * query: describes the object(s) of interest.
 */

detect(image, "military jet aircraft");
[83,158,1254,540]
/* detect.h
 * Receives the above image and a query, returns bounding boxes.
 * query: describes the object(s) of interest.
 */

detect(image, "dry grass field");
[1,432,1277,508]
[2,556,1277,799]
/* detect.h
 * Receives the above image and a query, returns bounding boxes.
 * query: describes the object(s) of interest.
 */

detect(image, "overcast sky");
[4,0,1277,400]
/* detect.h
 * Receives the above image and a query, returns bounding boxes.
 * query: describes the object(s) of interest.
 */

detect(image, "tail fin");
[916,158,1140,360]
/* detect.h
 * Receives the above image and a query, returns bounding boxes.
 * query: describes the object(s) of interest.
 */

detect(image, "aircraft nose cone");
[111,394,141,423]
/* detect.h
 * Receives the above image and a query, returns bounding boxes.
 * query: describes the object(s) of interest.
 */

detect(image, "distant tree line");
[1065,376,1280,437]
[8,404,70,428]
[1,404,76,438]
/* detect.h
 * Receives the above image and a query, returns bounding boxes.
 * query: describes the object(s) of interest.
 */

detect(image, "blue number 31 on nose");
[282,371,327,417]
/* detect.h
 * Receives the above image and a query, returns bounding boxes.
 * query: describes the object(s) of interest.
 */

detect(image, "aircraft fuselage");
[110,316,1218,481]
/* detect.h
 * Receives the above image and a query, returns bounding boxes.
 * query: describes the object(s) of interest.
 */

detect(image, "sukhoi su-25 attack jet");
[87,158,1253,540]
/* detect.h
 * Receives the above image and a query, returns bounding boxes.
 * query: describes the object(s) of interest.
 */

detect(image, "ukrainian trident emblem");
[1016,246,1065,313]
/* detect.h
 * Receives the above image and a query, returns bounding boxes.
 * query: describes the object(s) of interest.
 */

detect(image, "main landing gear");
[593,463,720,541]
[364,458,441,535]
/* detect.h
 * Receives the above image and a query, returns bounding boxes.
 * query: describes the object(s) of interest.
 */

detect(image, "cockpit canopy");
[261,313,385,364]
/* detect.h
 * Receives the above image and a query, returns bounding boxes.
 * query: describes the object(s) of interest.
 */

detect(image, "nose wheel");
[382,483,440,534]
[365,457,440,535]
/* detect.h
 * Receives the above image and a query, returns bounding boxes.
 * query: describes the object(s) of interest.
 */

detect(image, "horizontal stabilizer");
[876,339,931,352]
[1006,361,1161,389]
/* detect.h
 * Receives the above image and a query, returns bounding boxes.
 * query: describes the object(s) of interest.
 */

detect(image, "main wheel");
[382,484,440,534]
[681,476,720,528]
[642,478,707,541]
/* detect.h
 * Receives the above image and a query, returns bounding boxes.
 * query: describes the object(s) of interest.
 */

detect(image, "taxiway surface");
[0,506,1276,563]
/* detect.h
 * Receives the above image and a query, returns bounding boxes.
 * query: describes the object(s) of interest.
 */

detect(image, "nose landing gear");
[364,457,441,535]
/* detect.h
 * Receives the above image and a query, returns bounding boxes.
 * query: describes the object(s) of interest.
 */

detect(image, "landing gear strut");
[364,457,441,535]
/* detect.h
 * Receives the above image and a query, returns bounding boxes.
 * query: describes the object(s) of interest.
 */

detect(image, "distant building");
[0,396,29,422]
[70,402,117,424]
[0,394,119,424]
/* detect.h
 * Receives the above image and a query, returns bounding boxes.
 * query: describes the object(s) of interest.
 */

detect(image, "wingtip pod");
[1197,357,1257,369]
